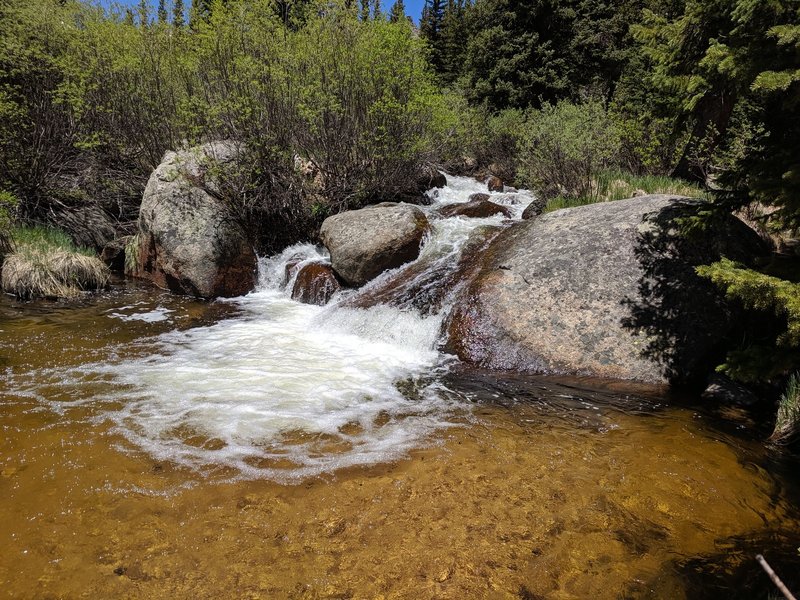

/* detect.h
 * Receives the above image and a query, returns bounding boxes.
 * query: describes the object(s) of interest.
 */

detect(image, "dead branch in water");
[756,554,797,600]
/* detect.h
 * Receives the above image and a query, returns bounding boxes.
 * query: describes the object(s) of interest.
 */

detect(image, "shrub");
[516,100,622,202]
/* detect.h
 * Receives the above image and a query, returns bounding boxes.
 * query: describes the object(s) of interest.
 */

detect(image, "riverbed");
[1,178,799,599]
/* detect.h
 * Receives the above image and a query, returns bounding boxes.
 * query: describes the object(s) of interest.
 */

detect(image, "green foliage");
[771,373,800,445]
[542,170,705,213]
[517,100,621,201]
[11,226,94,256]
[697,258,800,381]
[0,0,449,252]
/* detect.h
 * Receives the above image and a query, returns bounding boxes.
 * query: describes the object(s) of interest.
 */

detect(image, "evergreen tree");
[360,0,370,20]
[138,0,148,27]
[371,0,382,20]
[173,0,185,27]
[157,0,168,23]
[437,0,467,84]
[637,0,800,381]
[420,0,445,71]
[459,0,576,109]
[389,0,406,23]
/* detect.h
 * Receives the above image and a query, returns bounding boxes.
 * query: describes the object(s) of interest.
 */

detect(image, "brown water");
[1,284,799,599]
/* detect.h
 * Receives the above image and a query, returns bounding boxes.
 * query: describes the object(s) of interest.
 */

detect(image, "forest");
[1,0,799,428]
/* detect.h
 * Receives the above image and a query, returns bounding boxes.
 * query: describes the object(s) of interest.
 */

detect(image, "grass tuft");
[1,227,109,299]
[770,373,800,445]
[543,170,706,213]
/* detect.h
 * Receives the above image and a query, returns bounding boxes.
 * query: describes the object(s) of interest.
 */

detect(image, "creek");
[1,177,798,599]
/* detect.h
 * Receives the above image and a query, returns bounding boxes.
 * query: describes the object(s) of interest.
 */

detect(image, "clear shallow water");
[1,177,799,598]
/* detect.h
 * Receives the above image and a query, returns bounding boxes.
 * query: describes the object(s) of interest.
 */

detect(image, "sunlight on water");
[1,176,799,598]
[24,175,528,481]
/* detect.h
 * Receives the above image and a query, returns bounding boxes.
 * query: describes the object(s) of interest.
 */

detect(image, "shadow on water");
[675,530,800,600]
[443,368,800,599]
[620,200,768,387]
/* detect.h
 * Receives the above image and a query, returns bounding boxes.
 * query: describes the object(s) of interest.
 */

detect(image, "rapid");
[1,176,799,599]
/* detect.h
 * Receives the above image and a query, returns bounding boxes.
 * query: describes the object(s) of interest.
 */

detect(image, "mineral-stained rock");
[291,262,342,306]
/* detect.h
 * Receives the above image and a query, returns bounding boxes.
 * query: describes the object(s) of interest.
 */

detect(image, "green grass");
[10,226,95,256]
[543,170,707,213]
[1,226,108,299]
[770,373,800,445]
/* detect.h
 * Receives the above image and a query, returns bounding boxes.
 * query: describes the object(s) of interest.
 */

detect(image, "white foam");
[28,174,536,483]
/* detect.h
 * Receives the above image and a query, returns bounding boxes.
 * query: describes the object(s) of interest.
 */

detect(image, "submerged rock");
[446,195,767,386]
[320,203,429,287]
[127,141,257,298]
[291,263,341,306]
[437,199,511,219]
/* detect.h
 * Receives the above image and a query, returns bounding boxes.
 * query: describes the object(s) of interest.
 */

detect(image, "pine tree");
[173,0,185,27]
[371,0,382,20]
[420,0,444,42]
[138,0,148,27]
[360,0,370,20]
[389,0,406,23]
[437,0,467,83]
[157,0,168,23]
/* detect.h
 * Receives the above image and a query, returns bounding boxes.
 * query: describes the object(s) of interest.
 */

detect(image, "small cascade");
[50,175,536,481]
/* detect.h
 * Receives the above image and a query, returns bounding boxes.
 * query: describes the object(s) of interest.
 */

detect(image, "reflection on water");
[1,286,799,598]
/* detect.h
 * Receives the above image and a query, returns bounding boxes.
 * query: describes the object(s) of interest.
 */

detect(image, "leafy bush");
[516,100,622,201]
[0,0,452,252]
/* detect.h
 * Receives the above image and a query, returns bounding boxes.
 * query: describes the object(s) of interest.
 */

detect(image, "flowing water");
[1,177,799,599]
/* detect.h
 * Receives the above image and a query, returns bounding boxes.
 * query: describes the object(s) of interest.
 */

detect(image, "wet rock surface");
[446,195,767,385]
[346,225,503,315]
[128,141,257,298]
[291,262,342,306]
[320,203,429,287]
[487,176,504,192]
[101,236,131,273]
[437,199,511,219]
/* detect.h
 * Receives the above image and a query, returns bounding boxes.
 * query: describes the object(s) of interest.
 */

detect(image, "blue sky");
[101,0,427,23]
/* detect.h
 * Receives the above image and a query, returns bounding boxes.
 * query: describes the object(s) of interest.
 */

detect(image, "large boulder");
[446,195,767,386]
[320,203,430,287]
[127,141,257,298]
